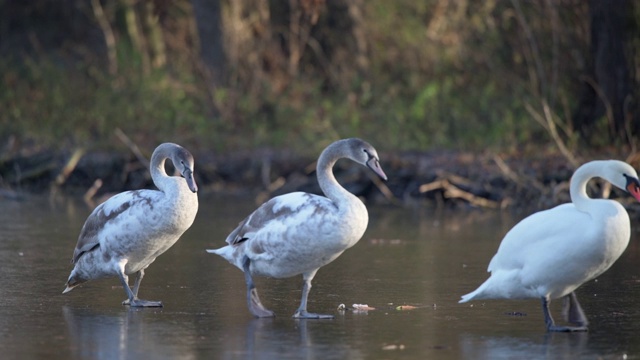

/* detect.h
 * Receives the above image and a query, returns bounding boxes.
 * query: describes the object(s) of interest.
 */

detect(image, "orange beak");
[625,176,640,202]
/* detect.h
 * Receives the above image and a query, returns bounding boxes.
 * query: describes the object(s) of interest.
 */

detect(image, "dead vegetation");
[3,134,639,219]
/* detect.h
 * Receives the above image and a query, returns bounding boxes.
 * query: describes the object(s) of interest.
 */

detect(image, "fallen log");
[419,177,500,209]
[54,148,85,187]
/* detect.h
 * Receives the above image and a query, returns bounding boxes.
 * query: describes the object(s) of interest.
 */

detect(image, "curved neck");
[316,143,355,204]
[149,145,173,193]
[570,161,602,211]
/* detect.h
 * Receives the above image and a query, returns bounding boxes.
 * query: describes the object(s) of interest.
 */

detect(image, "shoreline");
[2,146,639,217]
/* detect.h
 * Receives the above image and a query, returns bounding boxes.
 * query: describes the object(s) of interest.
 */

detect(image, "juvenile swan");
[63,143,199,307]
[208,138,387,318]
[460,160,640,331]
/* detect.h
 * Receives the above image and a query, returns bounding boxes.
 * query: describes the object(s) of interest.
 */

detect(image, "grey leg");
[132,269,145,297]
[243,256,275,318]
[293,269,334,319]
[542,296,587,332]
[122,269,146,305]
[117,270,136,304]
[562,292,589,327]
[117,263,162,307]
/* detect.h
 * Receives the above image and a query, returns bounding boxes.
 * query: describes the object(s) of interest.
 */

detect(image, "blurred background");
[3,4,640,358]
[2,0,639,151]
[1,0,639,205]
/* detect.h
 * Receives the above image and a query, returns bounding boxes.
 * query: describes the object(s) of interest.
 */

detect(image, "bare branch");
[91,0,117,75]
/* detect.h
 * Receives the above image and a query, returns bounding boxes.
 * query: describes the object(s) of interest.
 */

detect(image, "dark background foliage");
[1,0,638,157]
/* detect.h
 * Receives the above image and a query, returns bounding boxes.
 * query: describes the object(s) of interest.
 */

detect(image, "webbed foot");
[293,310,334,319]
[122,298,163,307]
[547,324,588,332]
[248,288,275,318]
[542,295,588,332]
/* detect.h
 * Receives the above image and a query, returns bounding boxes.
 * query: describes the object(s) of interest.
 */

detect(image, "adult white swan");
[460,160,640,331]
[63,142,199,307]
[208,138,387,318]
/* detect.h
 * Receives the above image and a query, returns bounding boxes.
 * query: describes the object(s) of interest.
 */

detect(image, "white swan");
[208,138,387,318]
[63,142,199,307]
[460,160,640,331]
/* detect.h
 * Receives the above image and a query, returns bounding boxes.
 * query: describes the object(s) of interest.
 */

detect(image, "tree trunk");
[572,0,632,143]
[123,0,150,74]
[142,0,166,69]
[191,0,225,86]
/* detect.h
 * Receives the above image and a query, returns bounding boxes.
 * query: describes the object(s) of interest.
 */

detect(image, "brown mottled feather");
[71,194,135,263]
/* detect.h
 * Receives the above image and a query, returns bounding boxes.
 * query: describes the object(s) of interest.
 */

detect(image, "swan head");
[623,174,640,201]
[602,160,640,202]
[346,138,387,181]
[170,146,198,193]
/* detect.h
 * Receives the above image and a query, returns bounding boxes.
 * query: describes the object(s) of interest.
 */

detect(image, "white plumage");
[460,160,640,331]
[208,138,387,318]
[63,142,199,307]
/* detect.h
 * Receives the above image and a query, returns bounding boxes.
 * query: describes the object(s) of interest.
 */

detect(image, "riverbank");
[2,143,638,217]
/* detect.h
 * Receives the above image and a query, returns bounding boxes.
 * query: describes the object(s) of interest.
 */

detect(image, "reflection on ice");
[0,196,638,358]
[63,306,196,360]
[459,332,589,359]
[221,318,363,360]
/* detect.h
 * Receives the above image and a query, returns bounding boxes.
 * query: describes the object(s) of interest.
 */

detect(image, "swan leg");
[562,292,589,327]
[293,269,334,319]
[243,256,275,318]
[542,296,587,332]
[132,269,145,297]
[122,269,145,305]
[117,263,162,307]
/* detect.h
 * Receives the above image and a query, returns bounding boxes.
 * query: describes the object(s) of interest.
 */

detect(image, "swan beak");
[367,158,388,181]
[626,176,640,202]
[183,168,198,193]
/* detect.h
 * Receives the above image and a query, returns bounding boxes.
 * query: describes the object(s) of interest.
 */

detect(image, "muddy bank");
[1,146,639,217]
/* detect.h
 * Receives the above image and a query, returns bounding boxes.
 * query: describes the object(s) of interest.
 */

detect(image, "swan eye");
[623,174,640,193]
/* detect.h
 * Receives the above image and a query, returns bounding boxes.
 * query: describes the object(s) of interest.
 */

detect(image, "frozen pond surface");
[1,194,640,359]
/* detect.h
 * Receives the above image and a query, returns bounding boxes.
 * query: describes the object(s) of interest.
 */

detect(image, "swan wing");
[226,192,335,246]
[71,189,163,263]
[487,203,593,273]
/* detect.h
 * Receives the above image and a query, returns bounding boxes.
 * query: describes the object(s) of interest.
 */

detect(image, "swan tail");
[206,246,230,257]
[459,290,480,303]
[62,271,86,294]
[206,246,245,270]
[459,270,528,303]
[459,277,494,303]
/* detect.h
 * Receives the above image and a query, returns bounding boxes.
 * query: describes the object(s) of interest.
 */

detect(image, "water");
[1,194,640,359]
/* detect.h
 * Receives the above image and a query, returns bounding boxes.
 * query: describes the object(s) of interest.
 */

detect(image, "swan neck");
[150,148,171,192]
[570,162,598,210]
[316,146,351,203]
